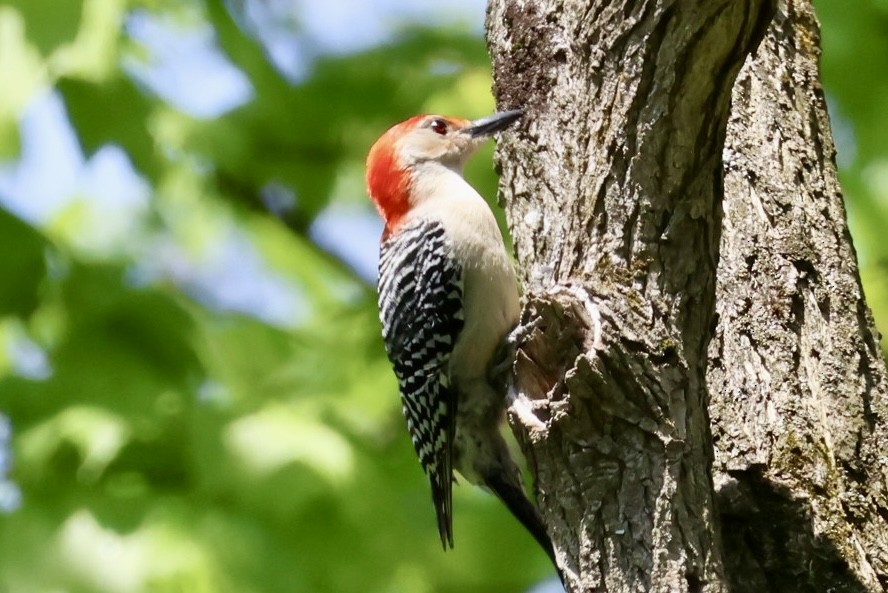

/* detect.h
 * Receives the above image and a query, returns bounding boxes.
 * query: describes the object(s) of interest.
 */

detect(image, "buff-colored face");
[395,115,482,170]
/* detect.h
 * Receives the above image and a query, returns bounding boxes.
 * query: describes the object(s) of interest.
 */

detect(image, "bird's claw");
[489,316,543,383]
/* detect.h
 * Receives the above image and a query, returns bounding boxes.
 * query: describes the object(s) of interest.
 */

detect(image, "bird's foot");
[489,316,543,383]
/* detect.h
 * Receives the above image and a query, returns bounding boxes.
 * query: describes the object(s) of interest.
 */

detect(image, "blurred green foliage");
[0,1,885,592]
[0,1,552,592]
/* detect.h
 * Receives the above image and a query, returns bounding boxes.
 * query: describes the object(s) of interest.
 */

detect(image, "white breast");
[408,163,521,382]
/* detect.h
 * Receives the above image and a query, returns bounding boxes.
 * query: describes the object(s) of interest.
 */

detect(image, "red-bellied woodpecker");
[365,110,558,568]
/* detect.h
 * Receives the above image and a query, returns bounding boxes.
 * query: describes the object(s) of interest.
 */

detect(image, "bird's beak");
[462,109,523,138]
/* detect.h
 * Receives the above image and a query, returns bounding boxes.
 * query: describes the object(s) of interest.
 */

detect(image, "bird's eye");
[430,119,448,135]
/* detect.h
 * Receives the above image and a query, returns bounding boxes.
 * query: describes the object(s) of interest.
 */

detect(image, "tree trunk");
[711,2,888,592]
[485,1,888,592]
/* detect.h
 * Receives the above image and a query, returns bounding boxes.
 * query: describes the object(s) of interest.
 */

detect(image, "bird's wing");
[378,219,464,548]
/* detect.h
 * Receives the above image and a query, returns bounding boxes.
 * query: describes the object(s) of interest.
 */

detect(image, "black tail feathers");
[430,459,454,549]
[484,471,566,589]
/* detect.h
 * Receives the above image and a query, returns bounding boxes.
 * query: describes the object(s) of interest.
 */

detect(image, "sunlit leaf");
[0,6,48,158]
[19,406,130,483]
[49,0,126,81]
[224,403,353,481]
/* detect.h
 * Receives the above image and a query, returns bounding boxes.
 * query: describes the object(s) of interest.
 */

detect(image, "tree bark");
[485,1,888,592]
[711,2,888,592]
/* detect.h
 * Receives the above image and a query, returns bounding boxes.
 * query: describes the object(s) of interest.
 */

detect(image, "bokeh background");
[0,1,884,592]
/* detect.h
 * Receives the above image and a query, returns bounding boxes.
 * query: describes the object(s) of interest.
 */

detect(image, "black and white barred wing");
[377,220,464,548]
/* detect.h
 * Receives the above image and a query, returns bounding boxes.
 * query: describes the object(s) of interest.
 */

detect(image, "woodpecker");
[366,110,557,567]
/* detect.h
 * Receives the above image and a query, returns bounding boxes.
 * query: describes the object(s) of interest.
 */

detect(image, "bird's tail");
[485,471,567,589]
[430,460,454,549]
[484,470,558,568]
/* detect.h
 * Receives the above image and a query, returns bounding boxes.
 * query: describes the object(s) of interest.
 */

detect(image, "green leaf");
[58,75,159,180]
[0,209,48,317]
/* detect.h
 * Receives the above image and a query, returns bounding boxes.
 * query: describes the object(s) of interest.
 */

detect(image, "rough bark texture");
[486,1,774,591]
[711,2,888,591]
[486,1,888,592]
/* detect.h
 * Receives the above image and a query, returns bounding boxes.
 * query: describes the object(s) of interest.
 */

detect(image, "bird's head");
[366,109,523,233]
